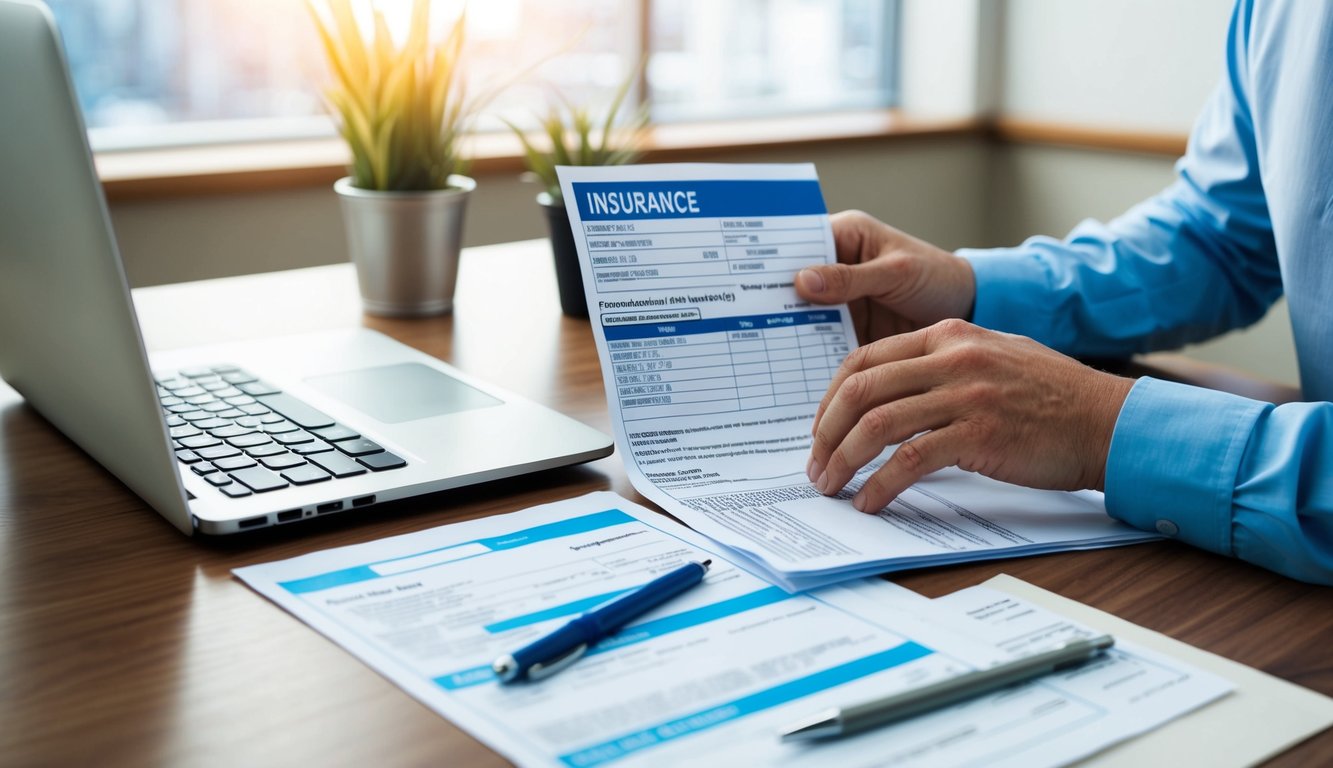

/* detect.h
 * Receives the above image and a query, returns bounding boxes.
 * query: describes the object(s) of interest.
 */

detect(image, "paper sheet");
[234,492,1225,768]
[557,162,1156,591]
[974,575,1333,767]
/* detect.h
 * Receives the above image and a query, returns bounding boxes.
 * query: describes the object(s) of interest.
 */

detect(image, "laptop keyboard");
[157,364,406,498]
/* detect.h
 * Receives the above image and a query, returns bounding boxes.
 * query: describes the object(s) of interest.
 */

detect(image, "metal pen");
[492,559,712,683]
[780,634,1116,741]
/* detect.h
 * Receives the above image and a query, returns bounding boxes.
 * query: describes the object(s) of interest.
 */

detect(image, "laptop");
[0,0,614,535]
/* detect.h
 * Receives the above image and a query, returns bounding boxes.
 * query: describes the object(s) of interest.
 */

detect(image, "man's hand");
[794,210,976,345]
[806,319,1134,513]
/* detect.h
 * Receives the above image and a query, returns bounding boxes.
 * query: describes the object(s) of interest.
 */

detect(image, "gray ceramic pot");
[334,175,475,317]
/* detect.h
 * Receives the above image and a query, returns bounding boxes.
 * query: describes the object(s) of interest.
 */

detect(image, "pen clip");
[527,643,588,681]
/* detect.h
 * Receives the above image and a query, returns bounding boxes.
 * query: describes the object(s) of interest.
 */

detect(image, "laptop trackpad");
[305,362,502,424]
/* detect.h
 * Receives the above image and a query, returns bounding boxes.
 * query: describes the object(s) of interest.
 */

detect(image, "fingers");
[851,427,964,513]
[813,390,957,498]
[811,322,958,435]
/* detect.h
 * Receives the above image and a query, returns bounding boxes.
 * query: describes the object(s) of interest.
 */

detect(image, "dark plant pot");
[538,192,589,318]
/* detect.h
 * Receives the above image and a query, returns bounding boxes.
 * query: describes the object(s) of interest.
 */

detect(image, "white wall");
[999,0,1233,132]
[989,0,1300,386]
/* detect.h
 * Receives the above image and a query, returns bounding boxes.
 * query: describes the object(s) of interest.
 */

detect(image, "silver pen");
[779,634,1116,742]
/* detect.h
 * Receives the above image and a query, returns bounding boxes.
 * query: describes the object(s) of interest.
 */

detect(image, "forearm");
[1105,378,1333,585]
[958,179,1282,357]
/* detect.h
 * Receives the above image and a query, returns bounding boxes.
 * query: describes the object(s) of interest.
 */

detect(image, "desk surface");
[2,239,1330,766]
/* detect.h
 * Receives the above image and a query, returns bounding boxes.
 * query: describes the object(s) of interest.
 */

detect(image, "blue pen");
[492,559,712,683]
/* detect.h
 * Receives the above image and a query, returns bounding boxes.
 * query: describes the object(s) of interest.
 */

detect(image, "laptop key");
[174,449,202,464]
[192,463,219,476]
[221,370,256,384]
[292,439,334,455]
[274,430,315,446]
[238,381,281,397]
[335,438,384,457]
[205,472,233,486]
[214,455,258,472]
[215,409,246,419]
[239,403,270,416]
[209,425,255,439]
[260,420,298,434]
[307,451,368,478]
[160,396,185,407]
[281,464,332,485]
[259,452,306,470]
[359,451,406,471]
[195,445,241,461]
[178,434,222,449]
[255,393,336,430]
[245,442,287,458]
[227,433,271,449]
[217,483,252,498]
[312,424,359,442]
[179,367,214,379]
[174,386,206,398]
[170,425,201,439]
[230,466,289,492]
[165,415,186,427]
[193,417,230,430]
[201,402,232,413]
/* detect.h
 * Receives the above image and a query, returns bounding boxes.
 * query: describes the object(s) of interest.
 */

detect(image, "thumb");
[795,258,906,306]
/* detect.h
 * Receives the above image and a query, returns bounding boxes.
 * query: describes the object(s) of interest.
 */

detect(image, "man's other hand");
[794,210,976,345]
[806,319,1134,513]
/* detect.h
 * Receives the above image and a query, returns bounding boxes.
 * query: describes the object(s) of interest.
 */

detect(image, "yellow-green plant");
[308,0,472,191]
[507,69,649,202]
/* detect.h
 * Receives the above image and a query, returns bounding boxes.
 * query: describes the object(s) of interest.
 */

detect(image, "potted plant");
[309,0,477,316]
[507,71,648,317]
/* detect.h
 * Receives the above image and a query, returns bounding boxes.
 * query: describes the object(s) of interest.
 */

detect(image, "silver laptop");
[0,0,613,535]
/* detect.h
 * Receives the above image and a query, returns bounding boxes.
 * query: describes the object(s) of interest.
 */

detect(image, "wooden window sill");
[95,110,984,203]
[95,112,1191,203]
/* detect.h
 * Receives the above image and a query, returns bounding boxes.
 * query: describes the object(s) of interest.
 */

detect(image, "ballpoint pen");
[492,558,712,683]
[779,634,1116,741]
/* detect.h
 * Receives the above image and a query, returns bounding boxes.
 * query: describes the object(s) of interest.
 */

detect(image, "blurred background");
[57,0,1295,384]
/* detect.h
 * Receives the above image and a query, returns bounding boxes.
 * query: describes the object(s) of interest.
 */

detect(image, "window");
[49,0,897,153]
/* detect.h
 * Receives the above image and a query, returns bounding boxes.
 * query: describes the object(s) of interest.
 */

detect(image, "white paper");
[557,163,1157,591]
[978,575,1333,767]
[234,492,1225,768]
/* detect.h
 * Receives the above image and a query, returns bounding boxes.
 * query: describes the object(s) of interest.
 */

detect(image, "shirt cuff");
[956,248,1060,344]
[1105,377,1267,556]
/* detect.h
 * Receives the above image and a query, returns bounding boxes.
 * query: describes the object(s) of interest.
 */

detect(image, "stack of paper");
[235,492,1242,768]
[556,163,1157,591]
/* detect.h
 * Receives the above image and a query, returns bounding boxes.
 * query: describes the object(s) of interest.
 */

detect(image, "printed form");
[234,492,1229,768]
[557,164,1156,591]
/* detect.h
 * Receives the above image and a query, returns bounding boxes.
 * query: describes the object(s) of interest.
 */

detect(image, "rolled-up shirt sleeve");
[1106,378,1333,585]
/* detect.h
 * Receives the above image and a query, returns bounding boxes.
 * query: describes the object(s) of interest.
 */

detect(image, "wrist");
[1083,372,1135,491]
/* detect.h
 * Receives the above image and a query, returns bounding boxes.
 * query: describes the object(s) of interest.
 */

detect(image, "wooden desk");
[2,240,1329,766]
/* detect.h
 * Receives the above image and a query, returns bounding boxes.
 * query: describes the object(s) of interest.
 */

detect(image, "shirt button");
[1155,519,1180,537]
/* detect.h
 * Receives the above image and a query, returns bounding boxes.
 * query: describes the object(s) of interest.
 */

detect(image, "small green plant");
[507,69,649,202]
[308,0,473,191]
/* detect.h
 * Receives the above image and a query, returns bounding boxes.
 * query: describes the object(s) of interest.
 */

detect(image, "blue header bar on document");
[603,309,844,341]
[572,179,827,221]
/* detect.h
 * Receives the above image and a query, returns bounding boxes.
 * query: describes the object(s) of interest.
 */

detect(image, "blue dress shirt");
[956,0,1333,584]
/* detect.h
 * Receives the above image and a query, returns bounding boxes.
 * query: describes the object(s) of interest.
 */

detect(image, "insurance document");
[557,163,1156,591]
[234,493,1228,768]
